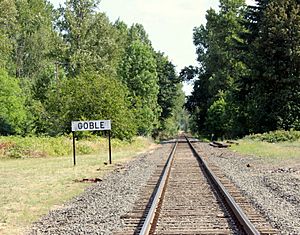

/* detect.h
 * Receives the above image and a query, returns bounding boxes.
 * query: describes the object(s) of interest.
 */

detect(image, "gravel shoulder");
[29,141,300,234]
[194,142,300,235]
[29,144,172,235]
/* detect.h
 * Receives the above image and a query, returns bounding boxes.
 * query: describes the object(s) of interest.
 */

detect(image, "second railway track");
[115,136,277,235]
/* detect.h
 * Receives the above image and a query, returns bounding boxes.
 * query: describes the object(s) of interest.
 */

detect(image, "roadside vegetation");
[0,135,151,159]
[231,130,300,160]
[0,136,154,235]
[244,130,300,143]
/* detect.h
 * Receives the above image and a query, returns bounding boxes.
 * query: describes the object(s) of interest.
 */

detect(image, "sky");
[49,0,255,94]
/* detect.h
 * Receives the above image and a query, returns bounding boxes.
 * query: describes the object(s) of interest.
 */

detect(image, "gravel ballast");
[29,141,300,234]
[29,144,171,235]
[194,142,300,235]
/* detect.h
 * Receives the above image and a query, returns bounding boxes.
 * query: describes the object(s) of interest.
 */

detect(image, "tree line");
[0,0,185,140]
[183,0,300,138]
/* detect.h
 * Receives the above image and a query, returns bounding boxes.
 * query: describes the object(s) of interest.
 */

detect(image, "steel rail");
[185,136,260,235]
[139,140,178,235]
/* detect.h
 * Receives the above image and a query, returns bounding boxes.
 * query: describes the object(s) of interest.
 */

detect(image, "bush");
[245,130,300,143]
[0,136,71,158]
[0,135,151,158]
[205,95,229,138]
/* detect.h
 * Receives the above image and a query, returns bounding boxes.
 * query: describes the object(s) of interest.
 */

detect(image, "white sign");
[72,120,111,131]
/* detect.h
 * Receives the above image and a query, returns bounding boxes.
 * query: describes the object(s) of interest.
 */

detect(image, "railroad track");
[115,136,277,235]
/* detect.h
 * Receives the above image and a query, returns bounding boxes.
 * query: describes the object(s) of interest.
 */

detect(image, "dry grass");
[0,136,155,235]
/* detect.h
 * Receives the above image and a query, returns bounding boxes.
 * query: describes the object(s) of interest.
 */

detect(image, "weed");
[0,136,152,159]
[77,144,93,154]
[245,130,300,143]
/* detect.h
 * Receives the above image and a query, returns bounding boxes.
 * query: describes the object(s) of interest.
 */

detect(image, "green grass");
[0,136,154,235]
[230,139,300,160]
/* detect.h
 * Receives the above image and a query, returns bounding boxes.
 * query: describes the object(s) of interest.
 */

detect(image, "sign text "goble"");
[71,120,111,131]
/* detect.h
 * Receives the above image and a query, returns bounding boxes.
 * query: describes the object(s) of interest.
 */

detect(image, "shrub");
[245,130,300,143]
[0,135,150,158]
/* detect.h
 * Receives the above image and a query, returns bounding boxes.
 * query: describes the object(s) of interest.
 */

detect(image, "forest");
[0,0,186,140]
[1,0,300,141]
[184,0,300,138]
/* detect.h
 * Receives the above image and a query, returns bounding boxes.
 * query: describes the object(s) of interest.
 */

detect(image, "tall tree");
[155,52,181,121]
[152,52,183,137]
[118,39,159,135]
[1,0,62,135]
[246,0,300,132]
[56,0,119,77]
[12,0,56,79]
[0,0,17,69]
[128,23,152,45]
[185,0,248,137]
[45,73,136,139]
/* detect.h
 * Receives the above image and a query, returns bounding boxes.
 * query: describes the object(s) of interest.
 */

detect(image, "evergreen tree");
[246,0,300,132]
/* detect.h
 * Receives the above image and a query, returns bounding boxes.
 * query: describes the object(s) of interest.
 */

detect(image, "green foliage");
[155,83,186,139]
[46,73,136,140]
[128,23,152,45]
[186,0,248,137]
[2,0,60,135]
[0,0,182,140]
[245,0,300,133]
[156,52,181,120]
[32,65,56,102]
[0,135,96,158]
[56,0,119,76]
[118,38,159,136]
[152,52,185,138]
[0,136,69,158]
[186,0,300,138]
[205,94,228,137]
[12,0,57,78]
[245,130,300,143]
[0,135,152,159]
[6,145,24,158]
[77,143,93,154]
[0,0,17,68]
[0,69,27,135]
